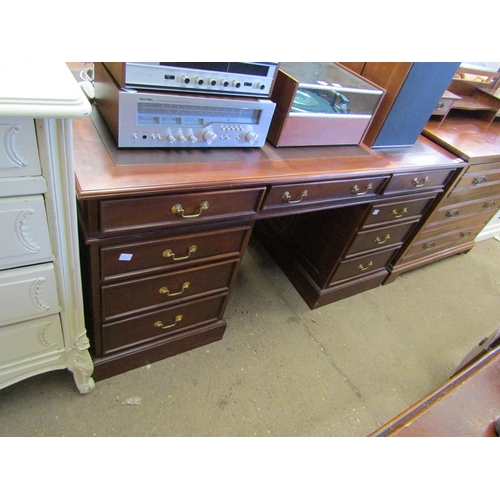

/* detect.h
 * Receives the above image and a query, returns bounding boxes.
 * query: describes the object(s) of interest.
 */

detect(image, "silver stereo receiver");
[94,63,276,148]
[103,62,279,97]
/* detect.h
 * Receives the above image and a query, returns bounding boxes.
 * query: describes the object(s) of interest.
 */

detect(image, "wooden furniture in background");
[386,115,500,282]
[340,62,460,148]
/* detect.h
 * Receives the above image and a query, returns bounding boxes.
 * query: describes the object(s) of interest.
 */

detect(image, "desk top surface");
[73,108,464,200]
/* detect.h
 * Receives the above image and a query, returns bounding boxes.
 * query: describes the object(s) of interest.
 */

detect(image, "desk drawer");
[101,292,227,355]
[346,220,417,257]
[330,247,397,285]
[102,259,238,321]
[99,187,264,234]
[260,175,389,213]
[383,169,454,195]
[363,195,435,227]
[100,224,252,280]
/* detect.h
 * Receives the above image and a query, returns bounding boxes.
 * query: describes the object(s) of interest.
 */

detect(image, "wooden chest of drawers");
[387,117,500,281]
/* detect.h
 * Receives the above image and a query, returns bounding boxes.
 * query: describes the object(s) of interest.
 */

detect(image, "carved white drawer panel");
[0,314,64,367]
[0,117,41,177]
[0,263,61,328]
[0,195,53,270]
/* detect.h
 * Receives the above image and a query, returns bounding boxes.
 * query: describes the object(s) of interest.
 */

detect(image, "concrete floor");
[1,236,500,437]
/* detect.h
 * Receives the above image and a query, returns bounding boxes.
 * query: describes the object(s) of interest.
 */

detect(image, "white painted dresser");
[0,63,95,393]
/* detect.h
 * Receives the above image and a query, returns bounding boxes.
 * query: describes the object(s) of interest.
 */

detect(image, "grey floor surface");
[1,236,500,437]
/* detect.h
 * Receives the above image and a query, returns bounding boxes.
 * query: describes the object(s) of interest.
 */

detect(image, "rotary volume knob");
[203,130,217,145]
[245,131,259,145]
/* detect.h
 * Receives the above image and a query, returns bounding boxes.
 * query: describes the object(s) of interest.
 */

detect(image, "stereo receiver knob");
[208,78,217,86]
[166,133,176,143]
[178,133,187,143]
[257,83,266,90]
[203,130,217,145]
[188,134,197,143]
[233,80,241,88]
[221,79,229,87]
[182,76,191,84]
[245,131,259,145]
[196,77,205,85]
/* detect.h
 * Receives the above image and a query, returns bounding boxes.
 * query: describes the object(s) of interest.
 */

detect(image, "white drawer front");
[0,263,61,327]
[0,117,41,177]
[0,195,53,270]
[0,314,64,366]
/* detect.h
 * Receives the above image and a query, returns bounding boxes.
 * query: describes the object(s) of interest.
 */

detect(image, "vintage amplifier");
[103,62,279,98]
[267,62,385,147]
[94,63,276,148]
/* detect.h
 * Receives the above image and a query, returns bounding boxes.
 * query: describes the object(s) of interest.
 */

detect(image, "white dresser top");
[0,62,91,118]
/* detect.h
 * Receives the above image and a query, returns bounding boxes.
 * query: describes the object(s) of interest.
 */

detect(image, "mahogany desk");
[73,109,465,380]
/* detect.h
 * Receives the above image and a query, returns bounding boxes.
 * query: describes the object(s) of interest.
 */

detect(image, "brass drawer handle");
[154,314,183,330]
[374,234,391,245]
[412,176,430,188]
[423,241,436,250]
[391,207,408,218]
[163,244,197,261]
[483,201,496,210]
[159,281,190,297]
[459,231,472,238]
[171,201,209,218]
[350,183,373,196]
[445,209,460,218]
[472,175,487,185]
[357,261,373,271]
[282,190,308,204]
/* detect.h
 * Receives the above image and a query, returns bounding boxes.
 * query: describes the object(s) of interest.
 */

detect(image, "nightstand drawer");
[0,118,41,177]
[0,314,64,366]
[260,175,389,213]
[101,292,228,355]
[100,224,252,281]
[403,223,486,261]
[426,195,500,226]
[383,169,454,195]
[363,195,435,226]
[346,220,417,257]
[330,247,398,285]
[99,187,264,234]
[102,259,239,321]
[0,195,53,271]
[0,263,61,327]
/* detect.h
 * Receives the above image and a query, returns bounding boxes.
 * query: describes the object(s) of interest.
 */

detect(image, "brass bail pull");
[282,190,308,204]
[154,314,183,330]
[172,201,209,218]
[163,245,197,261]
[350,183,373,196]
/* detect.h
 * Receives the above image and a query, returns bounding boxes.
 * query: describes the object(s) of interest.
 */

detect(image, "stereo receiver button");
[177,133,187,143]
[188,134,197,143]
[166,133,176,143]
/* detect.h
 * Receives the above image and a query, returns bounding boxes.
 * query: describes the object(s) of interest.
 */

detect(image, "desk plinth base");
[91,320,227,381]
